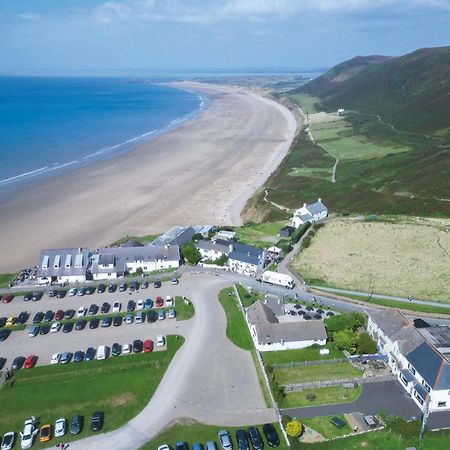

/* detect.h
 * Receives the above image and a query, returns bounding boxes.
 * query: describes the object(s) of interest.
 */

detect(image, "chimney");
[318,198,322,203]
[303,203,306,208]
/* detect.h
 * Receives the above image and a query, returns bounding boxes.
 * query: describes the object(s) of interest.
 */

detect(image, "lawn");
[301,415,350,439]
[0,336,184,447]
[292,218,450,302]
[273,362,362,385]
[235,284,264,309]
[262,343,344,365]
[0,273,14,288]
[287,93,321,114]
[218,287,254,351]
[140,420,286,450]
[234,221,286,247]
[175,296,195,321]
[279,385,362,409]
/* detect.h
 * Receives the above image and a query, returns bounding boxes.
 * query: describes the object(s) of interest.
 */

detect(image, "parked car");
[205,443,217,450]
[31,292,42,301]
[247,427,263,450]
[97,284,106,294]
[77,287,86,296]
[19,419,38,449]
[101,302,111,314]
[119,283,127,292]
[24,355,37,369]
[144,339,153,353]
[77,306,87,318]
[85,286,95,295]
[155,296,164,307]
[130,281,139,292]
[144,298,153,309]
[50,353,61,365]
[63,322,74,333]
[236,430,249,450]
[64,309,75,320]
[28,325,40,337]
[85,347,96,361]
[5,317,16,327]
[91,411,104,432]
[154,280,161,288]
[218,430,233,450]
[1,294,14,304]
[135,312,144,324]
[166,296,174,307]
[68,288,77,296]
[0,357,6,370]
[112,301,121,313]
[88,304,99,315]
[75,319,87,330]
[111,343,121,356]
[108,284,116,293]
[89,318,100,329]
[12,356,25,370]
[147,310,158,323]
[262,424,279,447]
[127,300,136,312]
[50,322,61,333]
[70,415,83,435]
[113,315,122,327]
[0,317,6,328]
[43,310,54,322]
[176,442,188,450]
[96,345,109,360]
[39,325,50,335]
[56,290,66,299]
[55,309,64,320]
[125,314,134,324]
[101,317,112,328]
[32,312,44,324]
[73,351,85,363]
[48,289,56,298]
[23,293,33,302]
[122,343,132,354]
[141,281,148,289]
[158,310,165,321]
[156,335,165,347]
[133,339,143,353]
[17,311,29,325]
[60,352,73,364]
[192,444,204,450]
[1,431,15,450]
[171,277,178,285]
[54,418,67,438]
[0,329,11,342]
[39,424,51,443]
[136,300,144,310]
[168,309,176,319]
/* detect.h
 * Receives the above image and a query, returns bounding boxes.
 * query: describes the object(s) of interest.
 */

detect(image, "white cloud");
[18,13,41,21]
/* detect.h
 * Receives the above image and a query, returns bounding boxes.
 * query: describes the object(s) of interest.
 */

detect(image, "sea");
[0,77,205,199]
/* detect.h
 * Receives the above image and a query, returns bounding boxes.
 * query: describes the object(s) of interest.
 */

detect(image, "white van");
[96,345,109,360]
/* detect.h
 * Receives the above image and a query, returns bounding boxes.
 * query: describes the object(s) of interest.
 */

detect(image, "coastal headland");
[0,82,296,272]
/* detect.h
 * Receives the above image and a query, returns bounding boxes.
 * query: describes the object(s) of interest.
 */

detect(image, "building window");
[414,392,424,405]
[408,363,416,375]
[400,374,408,386]
[438,401,447,407]
[422,380,431,393]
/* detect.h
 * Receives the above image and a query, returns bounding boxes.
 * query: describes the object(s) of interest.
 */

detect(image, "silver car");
[218,430,232,450]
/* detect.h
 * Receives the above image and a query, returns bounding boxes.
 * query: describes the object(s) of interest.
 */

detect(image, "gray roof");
[228,242,264,266]
[98,254,115,266]
[37,248,90,278]
[369,310,410,339]
[299,213,313,222]
[407,342,450,390]
[151,226,195,246]
[120,239,144,248]
[306,200,328,215]
[246,301,278,325]
[255,321,327,345]
[196,239,231,254]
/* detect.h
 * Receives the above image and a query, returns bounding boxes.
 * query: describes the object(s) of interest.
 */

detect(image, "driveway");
[281,380,421,420]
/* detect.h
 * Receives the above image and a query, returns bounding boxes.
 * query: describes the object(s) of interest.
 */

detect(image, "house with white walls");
[291,198,328,228]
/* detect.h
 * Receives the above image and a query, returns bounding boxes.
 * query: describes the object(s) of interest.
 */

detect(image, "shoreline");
[0,82,296,272]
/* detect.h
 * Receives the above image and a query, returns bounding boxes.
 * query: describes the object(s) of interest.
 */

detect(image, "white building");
[367,310,450,413]
[291,198,328,228]
[37,248,90,285]
[246,301,327,352]
[196,239,231,261]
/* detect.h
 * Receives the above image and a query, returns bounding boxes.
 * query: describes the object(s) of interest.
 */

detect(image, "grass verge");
[0,274,14,288]
[235,284,264,309]
[301,415,350,439]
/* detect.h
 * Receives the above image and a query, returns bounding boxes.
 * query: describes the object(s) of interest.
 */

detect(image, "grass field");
[218,287,254,351]
[140,420,285,450]
[262,343,344,365]
[287,93,321,114]
[0,336,183,448]
[279,385,362,409]
[301,415,350,439]
[273,362,362,385]
[0,273,14,288]
[235,284,264,308]
[174,296,195,321]
[234,221,286,247]
[293,218,450,302]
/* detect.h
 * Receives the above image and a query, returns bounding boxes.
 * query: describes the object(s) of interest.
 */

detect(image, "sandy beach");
[0,82,296,272]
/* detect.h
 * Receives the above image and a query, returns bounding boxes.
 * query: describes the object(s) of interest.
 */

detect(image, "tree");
[133,267,144,276]
[325,312,366,334]
[357,332,377,354]
[333,329,358,353]
[191,233,203,242]
[285,420,303,438]
[350,312,365,329]
[181,243,201,265]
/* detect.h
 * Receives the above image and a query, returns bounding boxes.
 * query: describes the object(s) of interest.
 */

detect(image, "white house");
[367,310,450,413]
[291,198,328,228]
[37,248,90,285]
[228,242,265,276]
[196,239,231,261]
[246,301,327,352]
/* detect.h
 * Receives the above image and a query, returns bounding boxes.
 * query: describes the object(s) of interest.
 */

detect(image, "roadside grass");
[273,362,362,385]
[0,336,184,448]
[175,296,195,321]
[218,287,254,351]
[140,420,286,450]
[0,273,14,288]
[262,343,344,365]
[234,221,286,247]
[287,93,321,114]
[235,284,264,309]
[279,385,362,409]
[301,415,350,439]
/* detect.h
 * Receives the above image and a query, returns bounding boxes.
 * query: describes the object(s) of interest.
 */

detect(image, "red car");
[144,339,153,353]
[1,294,13,304]
[55,309,65,321]
[24,355,37,369]
[155,296,164,308]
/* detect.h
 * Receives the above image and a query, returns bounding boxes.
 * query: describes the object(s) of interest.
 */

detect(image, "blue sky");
[1,0,449,74]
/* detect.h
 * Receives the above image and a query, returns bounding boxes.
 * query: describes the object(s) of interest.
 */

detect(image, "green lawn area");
[218,287,254,351]
[287,93,321,114]
[262,343,344,365]
[279,385,362,409]
[235,284,264,308]
[289,166,333,180]
[234,221,286,247]
[0,273,14,288]
[175,296,195,321]
[0,336,184,447]
[301,415,350,439]
[273,362,362,385]
[140,420,286,450]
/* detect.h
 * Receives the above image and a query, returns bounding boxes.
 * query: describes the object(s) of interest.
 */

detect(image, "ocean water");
[0,77,204,197]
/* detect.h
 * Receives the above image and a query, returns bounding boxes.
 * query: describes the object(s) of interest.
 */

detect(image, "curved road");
[69,274,276,449]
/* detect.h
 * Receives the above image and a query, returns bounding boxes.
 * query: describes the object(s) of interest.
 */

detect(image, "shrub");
[357,332,377,354]
[325,312,365,334]
[333,329,358,353]
[291,222,311,244]
[181,243,202,265]
[285,420,303,438]
[134,267,144,276]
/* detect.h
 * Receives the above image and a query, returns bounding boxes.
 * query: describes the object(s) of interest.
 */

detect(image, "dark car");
[119,283,127,292]
[153,280,161,288]
[73,351,85,363]
[39,325,50,335]
[130,281,139,292]
[43,310,54,322]
[91,411,104,432]
[0,328,11,341]
[56,290,66,298]
[89,318,100,329]
[108,284,116,293]
[113,315,122,327]
[17,311,29,325]
[313,314,322,320]
[85,286,95,295]
[63,322,74,333]
[236,430,249,450]
[97,283,106,294]
[262,424,279,448]
[144,298,153,309]
[31,291,43,301]
[85,347,96,361]
[0,317,6,327]
[101,316,112,328]
[306,306,314,312]
[33,312,44,324]
[101,302,110,314]
[133,339,143,353]
[0,356,6,370]
[64,309,75,320]
[141,281,148,289]
[304,315,312,321]
[175,442,188,450]
[23,292,33,302]
[247,427,263,450]
[70,415,83,435]
[11,356,25,370]
[127,300,136,312]
[326,311,335,317]
[55,309,65,321]
[146,310,158,323]
[88,304,99,315]
[111,343,121,356]
[293,304,302,310]
[75,319,87,330]
[77,287,86,296]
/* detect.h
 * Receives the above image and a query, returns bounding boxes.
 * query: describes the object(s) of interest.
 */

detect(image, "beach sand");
[0,82,296,272]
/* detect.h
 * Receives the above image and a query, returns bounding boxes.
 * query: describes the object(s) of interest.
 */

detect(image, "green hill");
[296,47,450,140]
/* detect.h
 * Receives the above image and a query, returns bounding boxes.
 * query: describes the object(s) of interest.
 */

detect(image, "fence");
[270,357,348,369]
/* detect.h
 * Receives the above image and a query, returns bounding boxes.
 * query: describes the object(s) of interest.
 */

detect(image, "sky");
[0,0,449,74]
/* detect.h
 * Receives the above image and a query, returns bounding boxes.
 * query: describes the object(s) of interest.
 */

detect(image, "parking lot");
[0,281,192,369]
